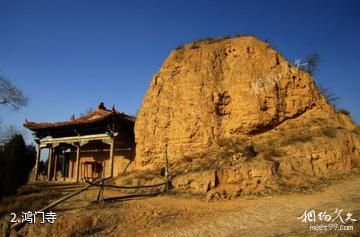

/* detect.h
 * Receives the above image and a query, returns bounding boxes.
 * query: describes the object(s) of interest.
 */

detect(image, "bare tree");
[0,125,23,144]
[0,76,28,110]
[318,85,340,106]
[305,53,320,75]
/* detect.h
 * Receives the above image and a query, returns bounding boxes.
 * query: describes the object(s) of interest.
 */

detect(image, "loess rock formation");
[133,36,360,198]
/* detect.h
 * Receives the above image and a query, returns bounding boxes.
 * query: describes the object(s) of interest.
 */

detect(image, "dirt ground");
[1,172,359,237]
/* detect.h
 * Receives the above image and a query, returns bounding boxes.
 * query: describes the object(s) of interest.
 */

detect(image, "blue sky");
[1,0,359,143]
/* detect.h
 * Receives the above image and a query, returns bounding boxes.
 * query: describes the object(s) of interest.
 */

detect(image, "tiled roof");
[24,102,135,130]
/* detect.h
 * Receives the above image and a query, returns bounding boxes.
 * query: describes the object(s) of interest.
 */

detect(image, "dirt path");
[151,174,360,237]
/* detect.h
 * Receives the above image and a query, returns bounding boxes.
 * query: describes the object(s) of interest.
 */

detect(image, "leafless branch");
[318,85,340,106]
[305,53,320,75]
[0,76,28,110]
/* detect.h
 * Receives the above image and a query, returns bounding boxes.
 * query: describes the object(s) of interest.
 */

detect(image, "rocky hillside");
[133,36,360,198]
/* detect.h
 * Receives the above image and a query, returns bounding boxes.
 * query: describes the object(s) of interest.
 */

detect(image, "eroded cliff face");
[133,36,360,197]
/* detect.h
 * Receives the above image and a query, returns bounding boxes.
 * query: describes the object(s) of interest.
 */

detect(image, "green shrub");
[244,144,257,158]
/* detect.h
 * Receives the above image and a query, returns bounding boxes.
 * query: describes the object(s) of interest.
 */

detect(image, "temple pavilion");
[24,102,135,182]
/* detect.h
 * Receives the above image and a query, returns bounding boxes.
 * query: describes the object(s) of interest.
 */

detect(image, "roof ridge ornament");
[98,102,106,110]
[70,114,75,121]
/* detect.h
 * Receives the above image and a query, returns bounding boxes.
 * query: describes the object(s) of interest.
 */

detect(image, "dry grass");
[69,226,104,237]
[337,108,351,116]
[262,148,283,160]
[321,126,337,138]
[281,133,313,146]
[175,34,254,50]
[0,186,63,219]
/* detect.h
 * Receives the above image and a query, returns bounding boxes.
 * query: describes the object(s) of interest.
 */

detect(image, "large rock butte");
[133,36,360,197]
